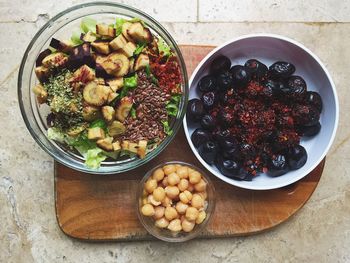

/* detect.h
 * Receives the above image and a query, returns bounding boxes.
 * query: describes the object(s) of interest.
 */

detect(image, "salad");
[33,17,182,168]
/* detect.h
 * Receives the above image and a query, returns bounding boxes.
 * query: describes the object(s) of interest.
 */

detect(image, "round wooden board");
[54,45,325,241]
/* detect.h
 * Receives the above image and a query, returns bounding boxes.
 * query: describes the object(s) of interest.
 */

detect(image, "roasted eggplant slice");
[108,121,126,137]
[81,31,97,42]
[107,52,130,77]
[134,53,149,71]
[121,42,137,57]
[96,137,114,151]
[137,140,148,159]
[82,105,101,121]
[109,34,127,51]
[127,22,144,42]
[95,64,112,79]
[100,58,122,75]
[91,41,110,55]
[122,22,133,41]
[69,65,95,90]
[35,66,50,82]
[36,49,52,67]
[88,127,105,140]
[96,24,115,39]
[69,43,95,69]
[42,52,68,68]
[112,141,121,151]
[102,105,115,122]
[83,81,111,106]
[32,84,48,104]
[107,77,123,92]
[49,38,73,53]
[116,96,133,122]
[66,124,87,137]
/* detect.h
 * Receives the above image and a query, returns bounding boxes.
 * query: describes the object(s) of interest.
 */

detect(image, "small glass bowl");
[137,161,215,242]
[18,2,188,174]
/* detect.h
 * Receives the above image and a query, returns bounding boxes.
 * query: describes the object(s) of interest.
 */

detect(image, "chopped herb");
[119,149,137,158]
[161,121,173,136]
[145,64,151,76]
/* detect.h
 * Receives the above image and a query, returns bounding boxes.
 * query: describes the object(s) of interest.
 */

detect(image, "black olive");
[293,104,320,126]
[268,61,295,79]
[200,114,216,130]
[187,99,205,122]
[267,154,289,177]
[216,71,233,91]
[201,91,217,110]
[197,75,217,93]
[297,122,321,137]
[198,141,218,164]
[215,155,245,179]
[210,55,231,74]
[217,108,234,127]
[287,145,307,170]
[213,129,230,142]
[286,76,307,97]
[244,59,268,80]
[220,137,240,160]
[191,128,211,148]
[305,91,323,112]
[218,91,229,105]
[229,65,251,88]
[263,79,285,97]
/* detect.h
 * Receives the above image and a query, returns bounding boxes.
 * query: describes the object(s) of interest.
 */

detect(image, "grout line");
[197,0,199,22]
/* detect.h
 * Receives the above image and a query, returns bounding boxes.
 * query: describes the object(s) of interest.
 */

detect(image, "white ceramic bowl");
[183,34,339,190]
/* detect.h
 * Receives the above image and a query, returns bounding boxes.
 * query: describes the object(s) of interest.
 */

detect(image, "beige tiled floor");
[0,1,349,262]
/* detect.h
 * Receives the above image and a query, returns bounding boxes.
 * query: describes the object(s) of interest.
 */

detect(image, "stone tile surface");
[199,0,350,22]
[1,1,350,263]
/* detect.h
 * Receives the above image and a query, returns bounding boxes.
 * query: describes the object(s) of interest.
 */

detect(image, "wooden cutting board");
[55,45,325,241]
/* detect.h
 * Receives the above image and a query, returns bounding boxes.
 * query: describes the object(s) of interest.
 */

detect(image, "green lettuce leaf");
[81,17,97,33]
[85,148,107,169]
[157,38,171,57]
[71,29,83,46]
[115,18,126,35]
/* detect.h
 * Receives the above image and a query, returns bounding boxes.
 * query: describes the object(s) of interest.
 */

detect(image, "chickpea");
[153,187,166,202]
[161,177,169,187]
[175,201,188,214]
[197,191,208,200]
[178,179,189,192]
[177,166,189,179]
[147,194,161,206]
[187,183,194,192]
[191,193,204,209]
[165,186,180,199]
[185,207,199,221]
[161,196,172,207]
[155,217,169,228]
[163,164,176,175]
[179,190,192,204]
[142,197,148,205]
[153,206,165,220]
[145,178,157,193]
[167,219,182,232]
[194,179,207,192]
[141,204,155,217]
[142,189,147,197]
[189,171,201,184]
[182,219,195,232]
[167,172,180,186]
[153,168,165,182]
[175,164,182,171]
[196,211,206,224]
[164,206,178,221]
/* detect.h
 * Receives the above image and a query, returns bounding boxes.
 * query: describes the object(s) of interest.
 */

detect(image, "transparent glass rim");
[136,161,216,242]
[18,2,189,174]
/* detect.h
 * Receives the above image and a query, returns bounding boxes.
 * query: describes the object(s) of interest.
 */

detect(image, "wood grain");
[55,45,325,241]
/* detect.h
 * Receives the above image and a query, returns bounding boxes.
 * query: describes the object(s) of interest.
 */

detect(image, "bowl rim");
[183,33,339,190]
[17,1,188,174]
[136,161,216,242]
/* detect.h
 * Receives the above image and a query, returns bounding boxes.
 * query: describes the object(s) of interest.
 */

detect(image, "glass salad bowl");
[18,2,188,174]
